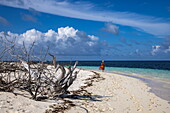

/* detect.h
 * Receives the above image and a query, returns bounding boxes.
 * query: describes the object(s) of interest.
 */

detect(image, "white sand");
[0,69,95,113]
[0,69,169,113]
[66,71,170,113]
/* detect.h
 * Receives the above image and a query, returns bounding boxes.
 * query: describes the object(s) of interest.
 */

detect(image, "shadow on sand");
[58,94,111,101]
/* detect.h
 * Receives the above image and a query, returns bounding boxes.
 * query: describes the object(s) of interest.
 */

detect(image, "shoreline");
[78,66,170,83]
[78,67,170,102]
[66,70,170,113]
[0,69,169,113]
[107,71,170,102]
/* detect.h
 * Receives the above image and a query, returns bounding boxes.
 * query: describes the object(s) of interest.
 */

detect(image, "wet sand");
[111,71,170,102]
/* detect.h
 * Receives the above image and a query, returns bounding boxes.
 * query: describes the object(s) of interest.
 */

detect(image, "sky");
[0,0,170,61]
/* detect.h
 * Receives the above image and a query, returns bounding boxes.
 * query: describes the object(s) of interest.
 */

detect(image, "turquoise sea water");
[77,66,170,82]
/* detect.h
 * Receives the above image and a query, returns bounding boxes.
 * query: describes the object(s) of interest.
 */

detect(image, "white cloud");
[151,37,170,55]
[0,0,170,36]
[164,46,170,53]
[151,45,161,55]
[102,23,119,35]
[151,45,170,56]
[0,26,100,56]
[135,49,140,55]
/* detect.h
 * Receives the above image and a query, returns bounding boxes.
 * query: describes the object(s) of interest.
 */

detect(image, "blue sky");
[0,0,170,60]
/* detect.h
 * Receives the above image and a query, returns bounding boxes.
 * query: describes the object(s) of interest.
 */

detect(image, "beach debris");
[0,60,79,100]
[45,100,75,113]
[0,33,80,100]
[0,33,104,113]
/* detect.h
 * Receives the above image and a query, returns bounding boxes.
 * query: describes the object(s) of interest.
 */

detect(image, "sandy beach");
[0,69,170,113]
[1,0,170,112]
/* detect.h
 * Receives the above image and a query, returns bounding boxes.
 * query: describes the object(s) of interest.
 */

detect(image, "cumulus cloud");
[0,16,10,26]
[0,0,170,36]
[161,37,170,53]
[164,46,170,53]
[151,37,170,55]
[102,23,119,35]
[151,45,161,55]
[128,49,142,56]
[0,26,101,56]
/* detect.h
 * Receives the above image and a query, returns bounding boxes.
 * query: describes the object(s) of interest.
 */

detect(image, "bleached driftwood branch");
[20,60,79,99]
[48,53,57,68]
[0,33,79,100]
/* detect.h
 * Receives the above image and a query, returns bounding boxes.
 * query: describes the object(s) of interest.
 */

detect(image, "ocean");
[58,61,170,81]
[63,61,170,70]
[76,66,170,82]
[58,61,170,70]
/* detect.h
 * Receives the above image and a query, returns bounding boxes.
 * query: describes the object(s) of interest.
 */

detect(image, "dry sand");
[0,69,169,113]
[66,71,170,113]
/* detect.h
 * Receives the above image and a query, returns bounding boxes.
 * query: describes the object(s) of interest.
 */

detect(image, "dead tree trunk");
[48,53,56,68]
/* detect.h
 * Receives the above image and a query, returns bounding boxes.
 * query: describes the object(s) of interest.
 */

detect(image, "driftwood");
[48,53,57,68]
[0,60,79,100]
[0,33,79,100]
